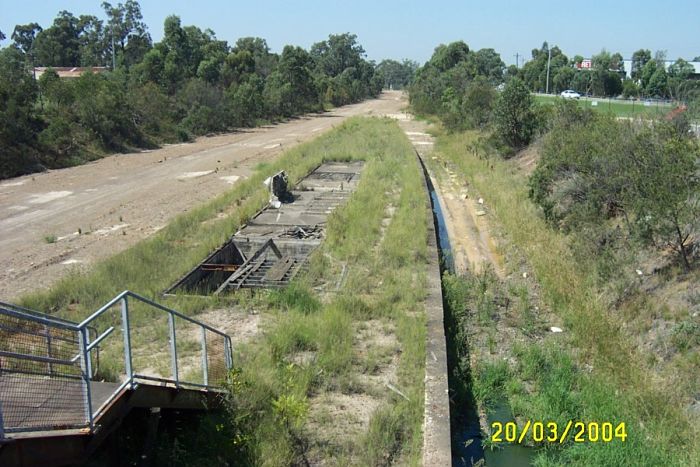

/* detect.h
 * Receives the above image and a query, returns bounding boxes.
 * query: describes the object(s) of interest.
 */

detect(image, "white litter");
[550,326,563,333]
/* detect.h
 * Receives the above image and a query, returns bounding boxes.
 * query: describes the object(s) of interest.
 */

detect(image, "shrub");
[492,78,539,153]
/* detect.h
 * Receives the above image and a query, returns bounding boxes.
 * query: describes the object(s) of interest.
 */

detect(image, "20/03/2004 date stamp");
[491,421,627,444]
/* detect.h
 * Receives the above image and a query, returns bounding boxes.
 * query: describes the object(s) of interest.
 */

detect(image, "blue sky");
[1,0,698,65]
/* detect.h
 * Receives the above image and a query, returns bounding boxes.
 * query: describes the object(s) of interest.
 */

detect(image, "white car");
[560,90,581,99]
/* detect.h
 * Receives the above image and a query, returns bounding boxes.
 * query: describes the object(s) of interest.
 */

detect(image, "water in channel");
[426,170,533,466]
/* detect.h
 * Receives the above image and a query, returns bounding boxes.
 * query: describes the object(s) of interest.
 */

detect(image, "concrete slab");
[168,162,364,294]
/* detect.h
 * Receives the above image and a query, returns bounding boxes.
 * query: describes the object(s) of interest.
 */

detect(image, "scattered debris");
[280,225,324,239]
[550,326,563,333]
[264,171,293,207]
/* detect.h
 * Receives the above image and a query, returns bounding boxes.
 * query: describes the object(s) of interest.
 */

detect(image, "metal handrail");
[78,291,230,338]
[78,291,234,429]
[0,303,102,377]
[0,291,234,434]
[0,303,79,331]
[0,301,80,327]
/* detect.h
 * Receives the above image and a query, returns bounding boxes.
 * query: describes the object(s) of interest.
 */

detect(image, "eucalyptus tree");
[11,23,42,55]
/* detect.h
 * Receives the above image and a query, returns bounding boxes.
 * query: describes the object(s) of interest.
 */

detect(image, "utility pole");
[545,46,552,94]
[514,53,520,68]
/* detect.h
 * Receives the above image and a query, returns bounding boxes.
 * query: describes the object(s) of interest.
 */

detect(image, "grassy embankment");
[534,94,671,119]
[430,127,698,466]
[20,117,429,465]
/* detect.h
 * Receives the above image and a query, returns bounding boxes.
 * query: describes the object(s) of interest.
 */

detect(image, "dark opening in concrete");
[166,162,364,295]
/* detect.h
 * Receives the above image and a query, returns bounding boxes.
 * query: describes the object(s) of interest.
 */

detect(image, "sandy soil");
[0,92,405,300]
[396,118,504,277]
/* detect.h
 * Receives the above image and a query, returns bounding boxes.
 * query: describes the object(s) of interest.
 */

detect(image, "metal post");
[121,297,134,387]
[78,328,94,429]
[45,324,53,376]
[168,313,178,387]
[85,326,93,378]
[224,336,233,370]
[200,327,208,387]
[0,401,5,440]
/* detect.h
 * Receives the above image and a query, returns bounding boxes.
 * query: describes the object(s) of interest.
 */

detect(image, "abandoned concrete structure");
[167,161,364,294]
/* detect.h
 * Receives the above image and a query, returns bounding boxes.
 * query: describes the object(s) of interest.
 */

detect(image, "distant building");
[33,67,109,79]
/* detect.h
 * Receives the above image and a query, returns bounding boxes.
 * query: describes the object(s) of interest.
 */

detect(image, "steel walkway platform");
[0,292,233,466]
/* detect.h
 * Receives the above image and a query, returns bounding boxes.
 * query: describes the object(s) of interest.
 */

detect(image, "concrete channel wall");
[416,152,453,466]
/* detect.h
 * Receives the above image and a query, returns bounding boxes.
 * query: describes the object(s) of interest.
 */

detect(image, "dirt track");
[0,92,405,300]
[397,117,504,277]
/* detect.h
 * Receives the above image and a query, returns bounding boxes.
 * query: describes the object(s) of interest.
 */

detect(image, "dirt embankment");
[0,92,405,300]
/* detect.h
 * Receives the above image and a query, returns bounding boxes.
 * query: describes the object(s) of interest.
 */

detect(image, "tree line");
[409,41,506,131]
[514,43,700,100]
[410,40,699,271]
[0,1,389,179]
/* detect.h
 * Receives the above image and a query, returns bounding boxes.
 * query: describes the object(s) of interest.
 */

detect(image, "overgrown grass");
[20,119,387,319]
[23,117,430,465]
[433,127,699,465]
[226,117,428,465]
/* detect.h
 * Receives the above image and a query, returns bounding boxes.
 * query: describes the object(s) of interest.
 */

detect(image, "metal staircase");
[0,291,233,466]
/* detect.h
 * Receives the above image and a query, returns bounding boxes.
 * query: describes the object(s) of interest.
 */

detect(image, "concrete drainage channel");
[166,161,364,295]
[167,155,457,465]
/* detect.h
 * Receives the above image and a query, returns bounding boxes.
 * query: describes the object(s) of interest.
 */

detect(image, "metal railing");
[0,291,233,435]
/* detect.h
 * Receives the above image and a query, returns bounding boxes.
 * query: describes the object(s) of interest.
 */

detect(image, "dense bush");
[409,41,505,132]
[530,101,699,269]
[0,47,44,177]
[492,78,539,151]
[0,4,385,179]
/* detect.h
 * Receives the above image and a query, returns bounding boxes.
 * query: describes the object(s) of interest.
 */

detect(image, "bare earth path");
[0,92,405,300]
[395,110,504,278]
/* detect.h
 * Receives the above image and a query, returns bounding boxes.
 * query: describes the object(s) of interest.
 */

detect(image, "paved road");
[0,91,406,299]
